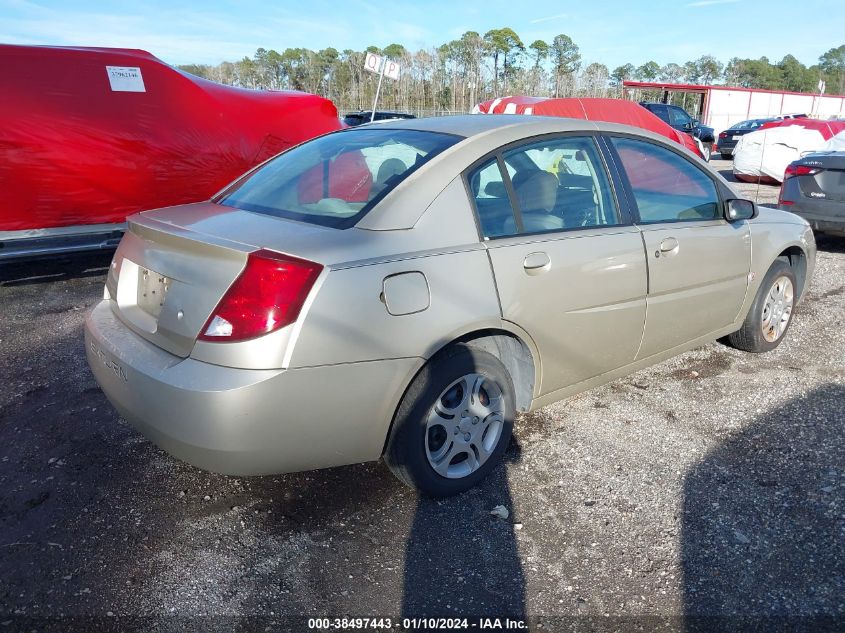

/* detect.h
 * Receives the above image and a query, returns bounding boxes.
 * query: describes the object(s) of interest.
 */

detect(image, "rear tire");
[727,259,796,353]
[720,152,733,160]
[384,344,515,497]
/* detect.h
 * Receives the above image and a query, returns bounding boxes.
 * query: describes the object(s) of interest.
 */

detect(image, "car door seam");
[634,229,650,361]
[483,245,505,318]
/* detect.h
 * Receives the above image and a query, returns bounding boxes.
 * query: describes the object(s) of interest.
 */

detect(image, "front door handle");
[523,252,551,276]
[656,237,680,258]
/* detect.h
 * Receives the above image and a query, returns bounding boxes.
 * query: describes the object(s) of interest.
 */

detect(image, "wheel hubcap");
[761,275,794,343]
[425,373,505,479]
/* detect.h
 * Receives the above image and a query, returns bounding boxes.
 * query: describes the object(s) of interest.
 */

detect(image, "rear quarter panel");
[287,248,502,367]
[287,177,504,368]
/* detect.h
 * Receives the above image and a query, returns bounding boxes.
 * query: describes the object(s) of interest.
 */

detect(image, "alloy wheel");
[425,373,505,479]
[761,275,794,343]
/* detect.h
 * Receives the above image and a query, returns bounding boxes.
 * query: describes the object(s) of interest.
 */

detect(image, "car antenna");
[754,128,767,205]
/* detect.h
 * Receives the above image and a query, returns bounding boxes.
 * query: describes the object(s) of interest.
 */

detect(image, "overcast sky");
[0,0,839,69]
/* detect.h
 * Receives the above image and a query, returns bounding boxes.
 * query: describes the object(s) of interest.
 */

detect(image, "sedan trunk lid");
[108,200,411,358]
[798,153,845,202]
[108,209,256,357]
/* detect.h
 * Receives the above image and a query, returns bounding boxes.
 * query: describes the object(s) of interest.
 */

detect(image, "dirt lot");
[1,174,843,630]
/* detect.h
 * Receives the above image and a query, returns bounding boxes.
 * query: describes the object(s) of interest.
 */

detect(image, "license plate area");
[115,258,168,334]
[137,267,170,318]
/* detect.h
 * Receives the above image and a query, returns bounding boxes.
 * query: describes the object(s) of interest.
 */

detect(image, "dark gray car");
[779,151,845,236]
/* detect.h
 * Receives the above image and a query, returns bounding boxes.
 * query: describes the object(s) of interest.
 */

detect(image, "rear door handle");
[523,252,551,275]
[656,237,680,258]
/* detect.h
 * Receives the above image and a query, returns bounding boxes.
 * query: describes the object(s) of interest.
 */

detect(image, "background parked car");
[716,118,779,159]
[779,151,845,236]
[473,96,705,158]
[640,102,716,161]
[343,110,416,127]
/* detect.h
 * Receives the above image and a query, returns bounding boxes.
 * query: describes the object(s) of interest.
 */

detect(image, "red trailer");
[0,45,342,259]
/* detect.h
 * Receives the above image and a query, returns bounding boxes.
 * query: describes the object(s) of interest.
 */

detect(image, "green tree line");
[177,33,845,115]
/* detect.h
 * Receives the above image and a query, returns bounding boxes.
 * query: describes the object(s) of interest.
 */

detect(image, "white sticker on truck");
[106,66,146,92]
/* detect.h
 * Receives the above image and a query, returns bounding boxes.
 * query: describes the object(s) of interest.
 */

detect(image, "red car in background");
[0,45,342,260]
[472,96,706,159]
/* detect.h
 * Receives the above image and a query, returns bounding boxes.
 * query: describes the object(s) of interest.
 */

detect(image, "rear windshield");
[217,128,460,228]
[734,119,767,130]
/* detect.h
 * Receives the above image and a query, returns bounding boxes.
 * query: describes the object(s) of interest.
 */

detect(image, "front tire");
[384,344,515,497]
[727,259,796,353]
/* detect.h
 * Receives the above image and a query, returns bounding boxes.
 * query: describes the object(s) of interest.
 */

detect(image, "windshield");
[217,128,460,228]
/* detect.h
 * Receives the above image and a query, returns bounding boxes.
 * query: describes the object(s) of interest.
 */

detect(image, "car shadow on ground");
[681,384,845,631]
[401,440,525,619]
[816,233,845,254]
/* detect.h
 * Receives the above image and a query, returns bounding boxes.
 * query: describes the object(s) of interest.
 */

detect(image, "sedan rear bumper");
[787,211,845,234]
[85,300,422,475]
[779,181,845,234]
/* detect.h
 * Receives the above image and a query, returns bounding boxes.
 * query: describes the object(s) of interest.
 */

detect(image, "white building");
[623,80,845,137]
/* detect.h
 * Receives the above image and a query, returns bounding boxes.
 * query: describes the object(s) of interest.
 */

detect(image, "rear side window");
[467,136,620,238]
[218,129,460,228]
[611,137,720,223]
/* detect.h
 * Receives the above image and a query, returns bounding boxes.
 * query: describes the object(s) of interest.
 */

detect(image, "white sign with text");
[106,66,146,92]
[363,53,400,80]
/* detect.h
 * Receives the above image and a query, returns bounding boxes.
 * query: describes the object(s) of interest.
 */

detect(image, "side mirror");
[683,121,695,131]
[725,198,757,222]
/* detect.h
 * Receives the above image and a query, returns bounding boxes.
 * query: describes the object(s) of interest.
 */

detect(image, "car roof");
[371,113,705,141]
[372,114,607,138]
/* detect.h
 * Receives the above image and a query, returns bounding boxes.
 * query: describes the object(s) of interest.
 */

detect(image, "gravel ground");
[1,194,843,631]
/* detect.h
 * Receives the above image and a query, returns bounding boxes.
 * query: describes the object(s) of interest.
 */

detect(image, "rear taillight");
[719,132,728,139]
[199,249,322,342]
[783,164,819,180]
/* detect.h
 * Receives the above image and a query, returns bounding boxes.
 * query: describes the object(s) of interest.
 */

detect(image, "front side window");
[611,137,721,223]
[467,136,620,239]
[218,128,460,228]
